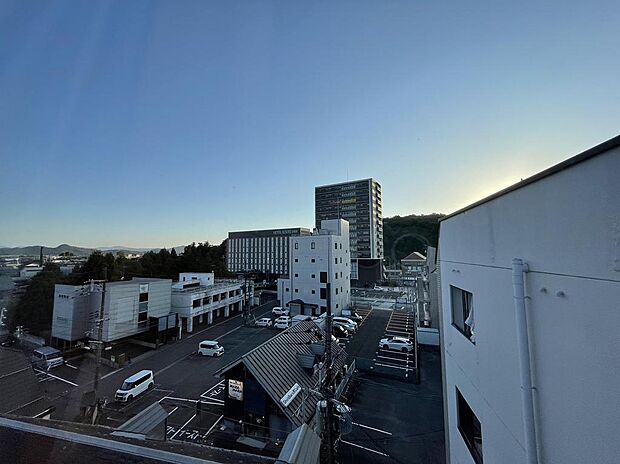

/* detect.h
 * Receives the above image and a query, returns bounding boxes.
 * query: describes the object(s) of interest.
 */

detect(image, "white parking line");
[375,362,414,372]
[101,368,121,380]
[376,355,414,363]
[200,400,224,406]
[34,369,78,387]
[170,413,197,440]
[341,439,389,457]
[352,422,392,435]
[159,396,198,404]
[204,414,224,437]
[167,406,179,416]
[64,363,78,370]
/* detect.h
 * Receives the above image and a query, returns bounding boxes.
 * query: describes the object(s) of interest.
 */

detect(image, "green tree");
[9,263,64,335]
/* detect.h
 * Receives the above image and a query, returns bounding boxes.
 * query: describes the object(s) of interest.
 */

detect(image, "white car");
[333,317,358,332]
[256,317,273,327]
[379,336,414,353]
[274,315,291,329]
[333,320,356,333]
[198,340,224,357]
[115,370,154,402]
[272,306,289,316]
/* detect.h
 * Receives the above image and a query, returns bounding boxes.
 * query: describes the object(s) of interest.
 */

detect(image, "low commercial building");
[439,135,620,464]
[215,320,351,441]
[171,272,252,333]
[277,219,351,316]
[226,227,311,277]
[51,278,174,346]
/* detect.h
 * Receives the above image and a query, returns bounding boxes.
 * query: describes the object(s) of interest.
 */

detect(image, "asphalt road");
[50,301,278,423]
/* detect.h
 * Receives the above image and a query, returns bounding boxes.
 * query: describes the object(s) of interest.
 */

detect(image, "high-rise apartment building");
[315,178,383,260]
[315,179,383,284]
[227,227,311,276]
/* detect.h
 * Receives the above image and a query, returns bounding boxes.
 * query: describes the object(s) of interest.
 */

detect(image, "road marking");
[375,362,414,372]
[204,414,224,437]
[159,396,198,403]
[352,422,393,435]
[101,369,121,380]
[34,369,78,387]
[200,400,224,406]
[200,379,225,398]
[64,363,78,370]
[376,355,413,363]
[341,439,389,456]
[170,413,197,440]
[167,406,179,416]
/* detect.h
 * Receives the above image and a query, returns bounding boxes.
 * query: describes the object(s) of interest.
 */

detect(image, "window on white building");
[295,242,299,249]
[311,242,315,249]
[457,388,483,464]
[451,286,475,343]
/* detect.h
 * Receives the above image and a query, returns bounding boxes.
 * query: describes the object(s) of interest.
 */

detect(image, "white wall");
[439,145,620,464]
[278,219,351,315]
[179,272,214,287]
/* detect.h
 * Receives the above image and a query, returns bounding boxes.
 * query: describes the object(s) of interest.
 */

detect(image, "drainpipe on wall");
[511,258,538,464]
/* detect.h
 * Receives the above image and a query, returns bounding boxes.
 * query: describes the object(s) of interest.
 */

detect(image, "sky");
[1,0,619,248]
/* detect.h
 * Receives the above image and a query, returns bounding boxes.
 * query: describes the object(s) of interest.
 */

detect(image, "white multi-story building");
[278,219,351,316]
[438,135,620,464]
[52,277,174,344]
[227,227,311,277]
[171,272,252,333]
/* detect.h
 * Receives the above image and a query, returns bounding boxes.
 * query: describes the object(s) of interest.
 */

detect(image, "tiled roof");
[402,251,426,262]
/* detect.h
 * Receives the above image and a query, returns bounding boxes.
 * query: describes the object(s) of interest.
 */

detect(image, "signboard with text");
[228,379,243,401]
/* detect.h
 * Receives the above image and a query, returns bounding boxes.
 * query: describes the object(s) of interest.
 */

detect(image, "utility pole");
[92,266,107,424]
[322,282,336,464]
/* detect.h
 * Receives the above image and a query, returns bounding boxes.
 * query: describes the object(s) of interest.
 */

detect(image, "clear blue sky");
[1,0,618,248]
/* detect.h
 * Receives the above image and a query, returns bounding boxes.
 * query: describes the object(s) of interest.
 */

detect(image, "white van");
[31,346,64,370]
[198,340,224,357]
[115,370,154,402]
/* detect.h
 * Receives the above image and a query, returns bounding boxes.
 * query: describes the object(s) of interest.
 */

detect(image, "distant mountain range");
[0,244,187,257]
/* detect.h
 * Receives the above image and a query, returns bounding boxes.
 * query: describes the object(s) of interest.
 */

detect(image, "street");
[48,301,278,428]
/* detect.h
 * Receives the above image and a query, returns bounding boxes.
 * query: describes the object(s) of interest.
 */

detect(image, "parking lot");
[338,307,443,463]
[47,301,278,430]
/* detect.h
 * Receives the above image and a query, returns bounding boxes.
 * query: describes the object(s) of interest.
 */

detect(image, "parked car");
[291,315,313,326]
[379,336,414,353]
[333,325,349,339]
[115,370,154,402]
[198,340,224,357]
[272,306,289,316]
[341,310,363,323]
[31,346,64,370]
[333,317,358,332]
[255,317,273,327]
[274,315,291,329]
